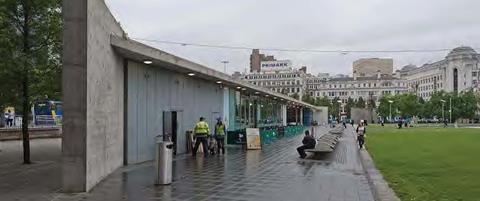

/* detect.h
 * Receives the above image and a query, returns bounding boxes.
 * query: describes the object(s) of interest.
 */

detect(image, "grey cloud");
[106,0,480,75]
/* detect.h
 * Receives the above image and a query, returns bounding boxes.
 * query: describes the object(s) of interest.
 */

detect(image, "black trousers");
[358,135,365,148]
[297,145,314,158]
[216,136,225,154]
[193,135,208,157]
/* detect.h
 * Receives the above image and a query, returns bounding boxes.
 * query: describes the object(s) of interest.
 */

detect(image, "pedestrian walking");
[214,118,226,155]
[192,117,210,157]
[296,130,316,159]
[6,110,14,127]
[444,119,448,128]
[342,120,346,128]
[356,121,367,149]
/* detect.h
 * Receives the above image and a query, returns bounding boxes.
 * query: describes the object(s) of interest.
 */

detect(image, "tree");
[377,94,395,120]
[345,97,355,118]
[329,97,341,119]
[290,93,299,100]
[356,97,366,108]
[301,91,315,105]
[0,0,62,164]
[397,93,421,118]
[367,98,376,109]
[456,90,477,121]
[424,91,447,118]
[315,96,331,107]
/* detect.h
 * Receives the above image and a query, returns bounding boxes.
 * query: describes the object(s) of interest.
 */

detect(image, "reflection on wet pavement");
[56,126,374,201]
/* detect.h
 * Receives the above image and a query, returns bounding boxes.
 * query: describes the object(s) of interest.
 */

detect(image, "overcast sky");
[105,0,480,76]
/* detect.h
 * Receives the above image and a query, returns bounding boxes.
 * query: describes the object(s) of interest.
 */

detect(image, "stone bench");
[305,133,340,153]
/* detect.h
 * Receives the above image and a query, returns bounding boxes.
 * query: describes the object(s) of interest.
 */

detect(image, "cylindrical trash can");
[155,139,173,185]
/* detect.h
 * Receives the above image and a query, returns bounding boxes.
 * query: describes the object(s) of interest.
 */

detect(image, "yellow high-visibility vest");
[215,124,225,135]
[194,121,209,135]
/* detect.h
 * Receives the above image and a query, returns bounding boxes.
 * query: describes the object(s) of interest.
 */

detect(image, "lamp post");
[337,100,342,121]
[388,100,394,123]
[449,96,452,123]
[221,61,229,74]
[440,99,446,122]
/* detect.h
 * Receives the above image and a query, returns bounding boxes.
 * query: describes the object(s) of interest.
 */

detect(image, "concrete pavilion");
[62,0,327,192]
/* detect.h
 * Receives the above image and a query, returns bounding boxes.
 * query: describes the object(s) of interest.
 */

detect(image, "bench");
[305,133,340,154]
[329,126,345,135]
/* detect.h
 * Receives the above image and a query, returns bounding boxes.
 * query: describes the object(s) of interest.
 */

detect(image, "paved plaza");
[0,126,375,201]
[0,138,62,201]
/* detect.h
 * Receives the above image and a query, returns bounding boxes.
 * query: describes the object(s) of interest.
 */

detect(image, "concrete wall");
[312,106,328,125]
[351,108,377,124]
[126,61,223,164]
[63,0,125,192]
[85,0,125,191]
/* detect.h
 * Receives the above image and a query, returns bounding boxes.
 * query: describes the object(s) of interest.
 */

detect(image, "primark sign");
[261,60,292,72]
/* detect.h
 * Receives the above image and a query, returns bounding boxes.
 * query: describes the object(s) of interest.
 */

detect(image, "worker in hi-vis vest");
[214,118,227,154]
[192,117,210,157]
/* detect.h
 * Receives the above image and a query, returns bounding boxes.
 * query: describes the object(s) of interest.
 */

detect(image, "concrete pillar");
[62,0,87,192]
[222,87,230,129]
[256,103,261,127]
[281,105,287,126]
[62,0,125,192]
[300,108,304,125]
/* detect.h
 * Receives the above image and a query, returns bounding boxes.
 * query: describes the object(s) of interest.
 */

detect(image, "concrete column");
[281,105,287,126]
[300,108,304,125]
[222,87,230,129]
[62,0,87,192]
[62,0,125,192]
[256,103,261,127]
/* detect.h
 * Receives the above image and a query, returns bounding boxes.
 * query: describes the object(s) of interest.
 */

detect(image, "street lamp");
[337,100,342,121]
[440,99,446,122]
[449,97,452,124]
[221,61,229,74]
[388,100,394,122]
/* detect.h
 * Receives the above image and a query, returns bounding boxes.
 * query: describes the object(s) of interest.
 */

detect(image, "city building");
[250,49,277,73]
[353,58,393,77]
[397,46,480,100]
[306,74,408,104]
[243,50,408,105]
[244,47,480,105]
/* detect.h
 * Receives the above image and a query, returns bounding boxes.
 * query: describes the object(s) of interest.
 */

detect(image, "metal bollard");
[155,138,173,185]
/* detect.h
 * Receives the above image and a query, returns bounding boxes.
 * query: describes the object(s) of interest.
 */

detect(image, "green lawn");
[366,125,480,201]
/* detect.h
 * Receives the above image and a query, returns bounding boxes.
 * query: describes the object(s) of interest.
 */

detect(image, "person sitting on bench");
[297,130,316,159]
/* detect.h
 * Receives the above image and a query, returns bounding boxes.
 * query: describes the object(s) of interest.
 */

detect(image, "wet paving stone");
[55,126,374,201]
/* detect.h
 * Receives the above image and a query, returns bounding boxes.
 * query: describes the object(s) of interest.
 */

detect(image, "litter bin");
[155,138,174,185]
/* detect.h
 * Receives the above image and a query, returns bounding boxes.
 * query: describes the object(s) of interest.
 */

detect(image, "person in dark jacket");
[297,130,316,159]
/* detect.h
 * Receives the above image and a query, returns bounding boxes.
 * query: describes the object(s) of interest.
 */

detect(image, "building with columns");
[306,74,408,104]
[397,46,480,100]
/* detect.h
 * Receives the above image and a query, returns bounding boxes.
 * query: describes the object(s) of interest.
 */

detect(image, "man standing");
[214,118,227,155]
[296,130,316,159]
[193,117,210,157]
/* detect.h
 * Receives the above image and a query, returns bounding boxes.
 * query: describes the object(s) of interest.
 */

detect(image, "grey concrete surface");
[85,0,125,191]
[0,139,62,201]
[126,61,224,163]
[50,126,374,201]
[62,0,126,192]
[62,0,88,192]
